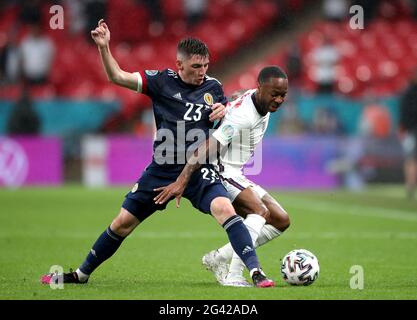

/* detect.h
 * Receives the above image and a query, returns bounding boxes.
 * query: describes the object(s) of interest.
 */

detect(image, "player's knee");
[111,219,133,237]
[268,207,291,231]
[210,197,235,223]
[236,198,270,220]
[246,202,270,219]
[280,213,291,231]
[110,209,140,237]
[256,203,270,219]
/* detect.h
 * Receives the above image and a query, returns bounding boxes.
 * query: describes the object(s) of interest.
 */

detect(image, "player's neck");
[252,91,267,117]
[178,71,200,87]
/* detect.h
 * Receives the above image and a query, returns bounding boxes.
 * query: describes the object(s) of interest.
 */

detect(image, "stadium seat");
[248,11,417,97]
[0,4,18,33]
[161,0,185,23]
[0,84,20,100]
[30,84,56,99]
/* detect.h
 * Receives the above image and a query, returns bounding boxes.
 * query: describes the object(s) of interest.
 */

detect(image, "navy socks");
[78,216,260,276]
[79,226,125,275]
[222,215,260,271]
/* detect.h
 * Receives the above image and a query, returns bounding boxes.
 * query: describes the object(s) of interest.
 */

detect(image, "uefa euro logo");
[0,138,28,188]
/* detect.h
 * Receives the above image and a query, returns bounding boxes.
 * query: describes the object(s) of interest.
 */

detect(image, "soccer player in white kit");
[154,66,290,287]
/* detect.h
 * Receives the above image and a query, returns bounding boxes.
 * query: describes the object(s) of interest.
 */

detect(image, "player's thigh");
[122,170,173,223]
[184,165,234,224]
[221,173,268,218]
[261,193,290,231]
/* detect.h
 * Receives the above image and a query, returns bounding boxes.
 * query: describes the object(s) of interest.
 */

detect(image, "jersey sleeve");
[137,69,163,98]
[204,77,228,105]
[212,106,252,146]
[214,85,228,105]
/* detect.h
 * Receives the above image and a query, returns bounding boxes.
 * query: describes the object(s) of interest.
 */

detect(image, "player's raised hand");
[209,103,226,122]
[91,19,110,48]
[153,180,186,208]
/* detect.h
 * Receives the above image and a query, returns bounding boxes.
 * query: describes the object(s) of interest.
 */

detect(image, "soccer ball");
[280,249,320,286]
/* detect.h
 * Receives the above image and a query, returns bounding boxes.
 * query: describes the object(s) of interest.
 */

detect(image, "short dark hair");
[258,66,288,84]
[177,37,210,59]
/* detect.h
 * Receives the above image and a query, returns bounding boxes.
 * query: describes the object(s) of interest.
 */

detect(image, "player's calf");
[210,197,262,274]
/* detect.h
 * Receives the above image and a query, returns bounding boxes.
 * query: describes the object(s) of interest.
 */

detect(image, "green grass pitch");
[0,185,416,300]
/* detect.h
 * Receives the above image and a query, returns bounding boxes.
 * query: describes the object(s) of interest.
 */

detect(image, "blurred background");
[1,0,417,199]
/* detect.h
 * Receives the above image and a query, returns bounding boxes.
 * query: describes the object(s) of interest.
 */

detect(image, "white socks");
[255,224,282,247]
[76,268,90,282]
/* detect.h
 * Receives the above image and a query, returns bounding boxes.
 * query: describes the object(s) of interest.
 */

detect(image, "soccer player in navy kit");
[41,20,274,288]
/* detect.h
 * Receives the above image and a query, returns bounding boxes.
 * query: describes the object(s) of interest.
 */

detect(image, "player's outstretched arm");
[153,137,220,207]
[91,19,138,91]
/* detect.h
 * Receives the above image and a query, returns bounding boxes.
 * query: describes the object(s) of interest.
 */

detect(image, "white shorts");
[219,172,267,202]
[401,132,417,159]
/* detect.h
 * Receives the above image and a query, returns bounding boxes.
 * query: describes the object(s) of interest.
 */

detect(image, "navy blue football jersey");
[138,69,227,172]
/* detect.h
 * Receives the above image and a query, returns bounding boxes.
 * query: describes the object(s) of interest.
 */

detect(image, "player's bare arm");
[91,19,138,91]
[153,136,220,206]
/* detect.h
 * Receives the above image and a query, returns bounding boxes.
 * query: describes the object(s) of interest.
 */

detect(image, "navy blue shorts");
[122,163,229,222]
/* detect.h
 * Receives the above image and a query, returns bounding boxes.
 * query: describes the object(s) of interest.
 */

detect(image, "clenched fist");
[91,19,110,48]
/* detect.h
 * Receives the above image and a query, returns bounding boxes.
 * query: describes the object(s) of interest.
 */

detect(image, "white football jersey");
[212,89,269,173]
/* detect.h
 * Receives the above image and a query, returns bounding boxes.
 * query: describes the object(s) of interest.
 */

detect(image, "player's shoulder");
[226,90,257,119]
[204,74,223,87]
[229,89,256,109]
[144,68,178,79]
[143,69,162,77]
[166,69,179,78]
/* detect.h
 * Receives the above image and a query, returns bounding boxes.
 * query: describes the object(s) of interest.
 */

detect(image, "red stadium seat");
[29,84,56,99]
[0,4,18,33]
[161,0,185,22]
[107,0,150,43]
[0,84,20,99]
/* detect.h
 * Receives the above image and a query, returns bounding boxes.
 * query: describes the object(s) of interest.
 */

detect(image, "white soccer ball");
[281,249,320,286]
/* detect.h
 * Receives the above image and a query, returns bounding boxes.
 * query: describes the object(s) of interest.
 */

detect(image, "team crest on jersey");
[131,183,139,193]
[145,70,158,76]
[203,93,214,105]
